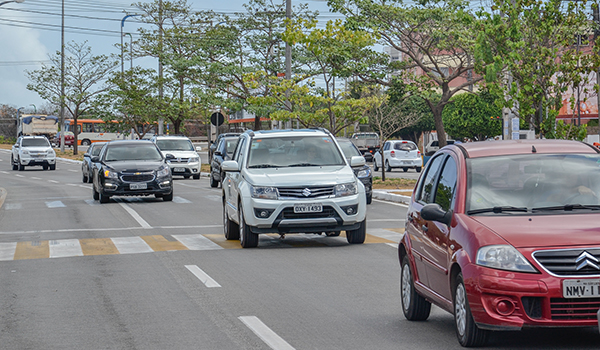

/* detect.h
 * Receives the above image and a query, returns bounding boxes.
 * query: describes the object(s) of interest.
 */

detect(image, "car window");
[247,136,345,168]
[394,142,417,151]
[232,137,246,163]
[383,142,391,151]
[225,139,238,155]
[22,138,50,147]
[156,139,194,151]
[338,140,362,158]
[434,156,457,211]
[416,154,446,204]
[91,144,105,156]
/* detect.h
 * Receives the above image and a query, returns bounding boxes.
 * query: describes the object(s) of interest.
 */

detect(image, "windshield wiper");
[288,163,319,167]
[467,206,529,215]
[248,164,279,168]
[532,204,600,212]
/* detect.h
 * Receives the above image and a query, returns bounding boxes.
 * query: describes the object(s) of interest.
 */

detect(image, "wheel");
[239,204,259,248]
[43,165,48,170]
[92,185,100,201]
[210,173,218,188]
[416,167,422,173]
[18,163,24,171]
[346,219,366,244]
[99,192,110,203]
[385,161,392,172]
[366,193,372,205]
[184,175,190,179]
[373,160,379,171]
[50,164,56,170]
[403,167,408,172]
[82,139,91,146]
[401,255,431,321]
[83,173,88,183]
[223,200,239,240]
[454,273,489,347]
[11,155,17,170]
[162,191,173,201]
[193,174,200,180]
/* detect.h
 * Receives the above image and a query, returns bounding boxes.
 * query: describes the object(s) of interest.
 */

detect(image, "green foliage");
[553,120,588,141]
[442,90,503,141]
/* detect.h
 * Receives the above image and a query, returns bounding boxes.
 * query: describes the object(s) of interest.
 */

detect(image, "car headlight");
[22,149,29,155]
[104,169,119,179]
[189,157,199,163]
[48,149,56,157]
[476,245,537,273]
[157,166,170,177]
[357,167,371,178]
[334,182,358,197]
[251,186,279,199]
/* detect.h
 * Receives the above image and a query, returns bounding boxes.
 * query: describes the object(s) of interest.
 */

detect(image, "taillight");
[390,150,396,157]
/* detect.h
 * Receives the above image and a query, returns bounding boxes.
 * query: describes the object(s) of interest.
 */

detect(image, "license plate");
[402,161,411,164]
[563,279,600,298]
[294,203,323,213]
[130,183,147,190]
[173,167,185,172]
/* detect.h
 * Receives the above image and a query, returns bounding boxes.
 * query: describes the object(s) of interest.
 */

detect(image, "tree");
[442,90,503,142]
[26,41,117,154]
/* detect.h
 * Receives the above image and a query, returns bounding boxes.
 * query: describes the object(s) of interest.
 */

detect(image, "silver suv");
[151,135,201,179]
[11,136,56,171]
[221,129,367,248]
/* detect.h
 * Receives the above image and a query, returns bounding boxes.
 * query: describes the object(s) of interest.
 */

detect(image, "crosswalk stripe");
[172,234,222,250]
[50,239,84,258]
[46,200,66,208]
[14,241,50,260]
[80,238,119,256]
[111,236,154,254]
[141,235,188,251]
[0,242,17,261]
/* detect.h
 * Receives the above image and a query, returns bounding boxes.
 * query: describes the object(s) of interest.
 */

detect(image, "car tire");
[223,200,240,240]
[11,155,17,170]
[454,273,489,347]
[346,219,366,244]
[82,139,91,146]
[416,167,422,173]
[193,174,200,180]
[403,167,408,172]
[43,165,49,170]
[163,191,173,201]
[50,164,56,170]
[83,173,88,183]
[385,161,392,172]
[184,175,190,179]
[210,173,218,188]
[401,255,431,321]
[92,184,100,201]
[99,192,110,204]
[373,160,379,171]
[239,204,259,248]
[366,193,372,205]
[18,163,24,171]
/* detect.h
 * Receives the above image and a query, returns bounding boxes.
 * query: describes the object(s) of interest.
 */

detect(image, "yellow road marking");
[385,228,405,234]
[141,235,188,251]
[80,238,119,256]
[14,241,49,260]
[203,234,243,249]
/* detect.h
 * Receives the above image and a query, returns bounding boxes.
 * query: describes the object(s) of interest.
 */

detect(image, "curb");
[372,190,412,204]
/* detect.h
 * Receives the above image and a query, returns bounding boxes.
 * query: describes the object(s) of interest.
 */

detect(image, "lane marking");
[117,200,152,228]
[173,234,222,250]
[14,241,49,260]
[172,196,192,203]
[239,316,295,350]
[31,177,41,180]
[48,180,59,184]
[185,265,221,288]
[15,174,24,178]
[80,238,119,256]
[386,243,397,248]
[0,242,17,261]
[46,201,66,208]
[5,203,22,210]
[49,239,83,258]
[141,235,187,251]
[0,224,221,235]
[111,236,154,254]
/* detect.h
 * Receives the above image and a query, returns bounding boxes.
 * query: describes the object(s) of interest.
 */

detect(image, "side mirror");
[420,203,452,226]
[210,144,217,152]
[350,155,366,167]
[165,153,175,160]
[214,150,222,157]
[221,160,240,172]
[90,156,100,162]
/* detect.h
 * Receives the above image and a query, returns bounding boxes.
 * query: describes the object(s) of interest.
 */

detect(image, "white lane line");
[49,239,83,258]
[185,265,221,288]
[5,203,22,210]
[31,177,41,180]
[0,171,8,174]
[46,201,66,208]
[172,196,192,203]
[173,234,222,250]
[111,236,153,254]
[48,180,59,184]
[0,224,221,235]
[0,242,17,261]
[84,199,100,206]
[239,316,295,350]
[386,243,397,248]
[68,169,78,172]
[15,174,24,178]
[67,183,79,187]
[117,201,152,228]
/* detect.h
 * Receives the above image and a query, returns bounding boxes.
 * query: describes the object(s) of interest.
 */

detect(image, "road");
[0,150,598,349]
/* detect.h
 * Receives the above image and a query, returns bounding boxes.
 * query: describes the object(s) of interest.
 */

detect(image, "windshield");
[22,138,50,147]
[247,135,346,168]
[156,139,194,151]
[105,145,163,162]
[91,144,105,156]
[338,140,362,159]
[221,138,238,156]
[466,154,600,214]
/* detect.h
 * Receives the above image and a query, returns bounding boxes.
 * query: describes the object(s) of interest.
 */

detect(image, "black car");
[209,136,239,187]
[81,142,106,183]
[209,132,241,159]
[337,137,373,204]
[91,140,173,203]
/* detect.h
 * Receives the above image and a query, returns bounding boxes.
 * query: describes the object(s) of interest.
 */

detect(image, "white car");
[221,129,367,248]
[151,135,201,179]
[11,136,56,171]
[373,140,422,172]
[425,139,455,155]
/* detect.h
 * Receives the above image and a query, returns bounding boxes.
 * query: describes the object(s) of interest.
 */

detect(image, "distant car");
[91,140,173,203]
[51,131,74,148]
[81,142,106,183]
[11,135,56,171]
[424,139,455,155]
[401,139,600,347]
[150,135,201,179]
[337,137,373,204]
[210,136,239,188]
[373,140,422,172]
[209,132,241,159]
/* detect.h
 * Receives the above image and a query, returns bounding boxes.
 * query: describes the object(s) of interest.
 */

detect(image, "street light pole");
[60,0,65,152]
[30,104,36,113]
[16,107,23,137]
[121,14,139,75]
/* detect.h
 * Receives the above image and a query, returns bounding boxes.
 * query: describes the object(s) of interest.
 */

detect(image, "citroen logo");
[575,251,600,271]
[302,188,312,197]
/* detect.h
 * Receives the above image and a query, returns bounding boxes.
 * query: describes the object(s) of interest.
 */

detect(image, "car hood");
[106,160,165,172]
[244,165,356,186]
[160,151,198,158]
[470,214,600,248]
[22,146,52,152]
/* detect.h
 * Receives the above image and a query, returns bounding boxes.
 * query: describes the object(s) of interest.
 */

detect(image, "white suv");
[151,135,201,179]
[11,136,56,171]
[221,129,367,248]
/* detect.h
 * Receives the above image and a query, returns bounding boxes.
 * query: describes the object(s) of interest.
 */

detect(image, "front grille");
[278,206,337,220]
[521,297,543,319]
[121,172,155,182]
[533,248,600,276]
[550,298,600,320]
[277,186,335,198]
[169,158,190,164]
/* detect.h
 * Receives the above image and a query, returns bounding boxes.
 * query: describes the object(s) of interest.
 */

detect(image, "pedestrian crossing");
[3,196,194,210]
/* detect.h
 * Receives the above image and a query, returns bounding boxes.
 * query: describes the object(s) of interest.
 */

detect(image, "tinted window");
[156,139,194,151]
[91,144,105,156]
[22,138,50,147]
[417,155,446,204]
[105,145,162,162]
[338,140,362,158]
[394,142,417,151]
[247,136,345,168]
[434,157,457,211]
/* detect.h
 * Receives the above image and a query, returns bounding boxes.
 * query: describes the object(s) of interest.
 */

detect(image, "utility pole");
[158,0,164,135]
[60,0,65,152]
[284,0,291,130]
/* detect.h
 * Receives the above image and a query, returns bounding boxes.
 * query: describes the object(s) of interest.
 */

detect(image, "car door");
[224,136,247,223]
[406,154,446,288]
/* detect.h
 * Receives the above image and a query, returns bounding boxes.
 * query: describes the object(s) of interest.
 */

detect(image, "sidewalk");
[372,189,412,204]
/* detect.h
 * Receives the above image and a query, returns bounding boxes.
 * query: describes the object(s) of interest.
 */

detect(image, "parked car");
[337,137,373,204]
[11,135,56,171]
[150,135,201,179]
[373,140,422,172]
[210,136,239,188]
[400,139,600,347]
[91,140,173,203]
[349,132,379,161]
[221,129,367,248]
[81,142,106,183]
[209,132,241,160]
[51,131,75,148]
[424,139,455,155]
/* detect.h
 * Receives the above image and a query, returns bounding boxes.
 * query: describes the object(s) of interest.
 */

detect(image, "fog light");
[254,208,274,218]
[159,181,171,188]
[340,205,358,216]
[495,299,515,316]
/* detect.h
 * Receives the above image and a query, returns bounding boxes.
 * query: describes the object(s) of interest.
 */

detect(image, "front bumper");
[101,178,172,197]
[167,161,201,176]
[21,156,56,166]
[388,157,422,168]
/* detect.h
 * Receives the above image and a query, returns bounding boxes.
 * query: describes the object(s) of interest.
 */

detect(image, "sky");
[0,0,337,113]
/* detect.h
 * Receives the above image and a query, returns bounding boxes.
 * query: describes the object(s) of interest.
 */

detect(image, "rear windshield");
[394,142,417,151]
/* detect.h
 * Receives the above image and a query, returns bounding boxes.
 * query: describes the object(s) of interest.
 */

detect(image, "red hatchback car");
[401,139,600,347]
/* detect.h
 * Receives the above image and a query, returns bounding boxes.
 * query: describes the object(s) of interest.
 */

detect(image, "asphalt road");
[0,150,598,349]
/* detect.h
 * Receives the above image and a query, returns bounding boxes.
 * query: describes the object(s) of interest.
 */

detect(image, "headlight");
[251,186,279,199]
[334,182,358,197]
[48,149,56,157]
[22,149,29,155]
[357,167,371,178]
[476,245,537,273]
[189,157,199,163]
[157,166,170,177]
[104,169,119,179]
